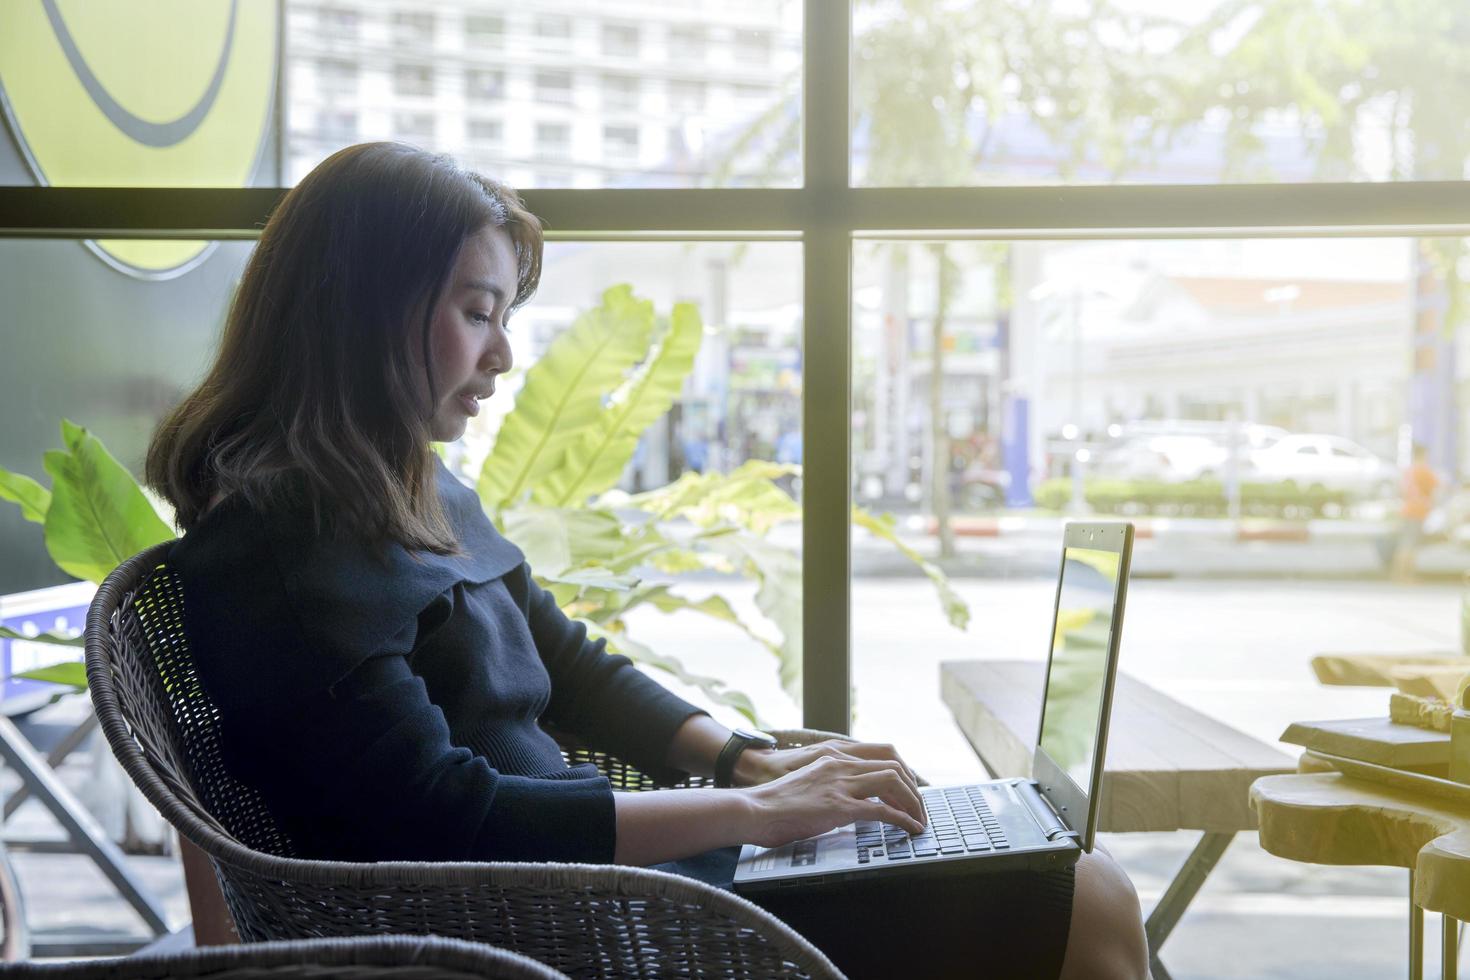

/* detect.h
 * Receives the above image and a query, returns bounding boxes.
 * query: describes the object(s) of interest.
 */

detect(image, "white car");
[1095,434,1229,482]
[1097,425,1284,482]
[1247,434,1397,498]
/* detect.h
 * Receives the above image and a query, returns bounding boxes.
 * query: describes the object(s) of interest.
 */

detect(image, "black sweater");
[166,460,705,863]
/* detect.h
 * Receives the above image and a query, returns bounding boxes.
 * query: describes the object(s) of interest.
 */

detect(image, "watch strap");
[714,729,775,788]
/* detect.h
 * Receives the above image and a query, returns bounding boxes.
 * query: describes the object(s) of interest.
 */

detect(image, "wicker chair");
[85,543,845,980]
[4,934,567,978]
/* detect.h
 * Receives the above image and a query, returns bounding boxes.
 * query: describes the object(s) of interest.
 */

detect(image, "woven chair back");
[85,544,846,979]
[115,550,297,857]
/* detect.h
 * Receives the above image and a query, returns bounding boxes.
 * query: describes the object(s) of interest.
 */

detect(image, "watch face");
[735,727,777,748]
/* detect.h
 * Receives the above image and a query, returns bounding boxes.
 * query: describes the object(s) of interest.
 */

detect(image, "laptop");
[733,521,1134,893]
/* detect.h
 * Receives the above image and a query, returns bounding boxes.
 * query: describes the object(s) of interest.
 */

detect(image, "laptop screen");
[1037,546,1122,788]
[1032,525,1131,852]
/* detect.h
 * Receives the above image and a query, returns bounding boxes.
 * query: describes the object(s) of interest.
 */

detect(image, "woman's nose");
[485,329,512,374]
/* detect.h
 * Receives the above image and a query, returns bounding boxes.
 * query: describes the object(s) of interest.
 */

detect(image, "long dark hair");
[146,142,543,554]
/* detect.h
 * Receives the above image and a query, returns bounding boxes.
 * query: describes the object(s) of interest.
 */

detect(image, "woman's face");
[424,226,518,442]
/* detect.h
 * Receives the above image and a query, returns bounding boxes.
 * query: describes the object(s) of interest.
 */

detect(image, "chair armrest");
[215,855,845,979]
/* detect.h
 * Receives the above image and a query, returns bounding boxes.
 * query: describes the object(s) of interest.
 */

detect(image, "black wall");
[0,130,274,594]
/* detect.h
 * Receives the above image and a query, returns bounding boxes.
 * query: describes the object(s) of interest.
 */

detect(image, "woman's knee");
[1060,848,1151,980]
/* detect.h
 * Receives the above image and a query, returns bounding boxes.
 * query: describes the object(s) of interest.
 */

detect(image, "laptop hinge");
[1021,781,1079,842]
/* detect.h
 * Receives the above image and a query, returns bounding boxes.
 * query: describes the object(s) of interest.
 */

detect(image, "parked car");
[1247,433,1398,499]
[1094,434,1228,482]
[1095,424,1284,483]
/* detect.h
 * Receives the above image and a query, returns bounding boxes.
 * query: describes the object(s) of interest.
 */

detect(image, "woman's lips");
[459,394,480,417]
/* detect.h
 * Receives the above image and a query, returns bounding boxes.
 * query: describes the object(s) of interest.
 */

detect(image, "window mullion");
[801,0,853,733]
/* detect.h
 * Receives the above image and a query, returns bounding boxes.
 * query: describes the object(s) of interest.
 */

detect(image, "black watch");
[714,727,778,788]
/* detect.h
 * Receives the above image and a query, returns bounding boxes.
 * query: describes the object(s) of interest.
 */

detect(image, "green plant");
[471,284,968,723]
[0,419,175,689]
[1033,477,1352,517]
[0,286,970,722]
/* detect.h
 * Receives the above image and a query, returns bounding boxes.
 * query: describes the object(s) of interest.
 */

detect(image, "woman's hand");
[742,754,927,848]
[734,738,919,794]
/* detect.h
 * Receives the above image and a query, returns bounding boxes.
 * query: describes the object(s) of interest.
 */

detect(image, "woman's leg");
[1059,847,1151,980]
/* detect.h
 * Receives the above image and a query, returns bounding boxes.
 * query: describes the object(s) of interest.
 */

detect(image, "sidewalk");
[846,512,1470,580]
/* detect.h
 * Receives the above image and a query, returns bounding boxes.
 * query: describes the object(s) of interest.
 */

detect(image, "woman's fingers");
[840,765,926,830]
[858,797,928,836]
[814,739,919,791]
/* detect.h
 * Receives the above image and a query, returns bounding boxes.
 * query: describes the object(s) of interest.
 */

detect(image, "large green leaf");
[500,504,627,577]
[626,460,801,533]
[705,533,803,698]
[584,623,763,727]
[0,468,51,524]
[13,662,87,689]
[852,506,970,631]
[537,303,704,507]
[42,420,175,583]
[0,625,84,648]
[478,286,654,510]
[538,567,640,592]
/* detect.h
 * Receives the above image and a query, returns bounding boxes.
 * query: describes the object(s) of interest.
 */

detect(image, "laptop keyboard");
[854,786,1010,864]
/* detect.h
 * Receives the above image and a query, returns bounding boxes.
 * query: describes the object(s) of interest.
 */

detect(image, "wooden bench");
[940,658,1297,980]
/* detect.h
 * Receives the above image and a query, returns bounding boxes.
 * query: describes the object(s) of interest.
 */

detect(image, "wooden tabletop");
[1251,770,1470,921]
[941,659,1296,834]
[1280,716,1450,773]
[1310,652,1464,688]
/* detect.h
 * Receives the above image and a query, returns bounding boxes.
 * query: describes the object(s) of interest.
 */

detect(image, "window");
[734,29,772,65]
[669,79,706,113]
[393,64,433,98]
[269,2,796,189]
[392,11,434,46]
[468,119,503,144]
[602,22,639,58]
[394,112,435,141]
[533,14,572,46]
[318,6,359,37]
[601,74,640,112]
[535,71,574,105]
[317,58,358,95]
[535,121,572,159]
[851,0,1470,187]
[668,24,707,61]
[465,69,505,101]
[465,14,505,46]
[317,109,358,142]
[16,8,1470,971]
[603,124,639,160]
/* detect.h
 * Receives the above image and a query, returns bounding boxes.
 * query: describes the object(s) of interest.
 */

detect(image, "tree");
[1153,0,1470,470]
[852,0,1145,553]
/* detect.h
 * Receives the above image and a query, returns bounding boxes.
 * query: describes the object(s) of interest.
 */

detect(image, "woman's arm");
[663,713,921,790]
[615,755,927,866]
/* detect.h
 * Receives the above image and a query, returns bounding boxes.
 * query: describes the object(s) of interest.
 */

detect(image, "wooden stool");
[1251,762,1470,980]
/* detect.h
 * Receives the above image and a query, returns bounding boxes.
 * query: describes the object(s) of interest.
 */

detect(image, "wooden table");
[1253,760,1470,980]
[941,659,1297,980]
[1312,653,1468,701]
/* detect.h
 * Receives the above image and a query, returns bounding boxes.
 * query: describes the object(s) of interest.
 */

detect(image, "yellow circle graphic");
[0,0,277,276]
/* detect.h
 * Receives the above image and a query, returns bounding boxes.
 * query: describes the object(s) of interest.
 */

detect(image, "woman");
[146,142,1148,980]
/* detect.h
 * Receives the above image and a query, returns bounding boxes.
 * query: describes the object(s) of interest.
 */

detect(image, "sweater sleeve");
[232,632,618,863]
[521,571,707,784]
